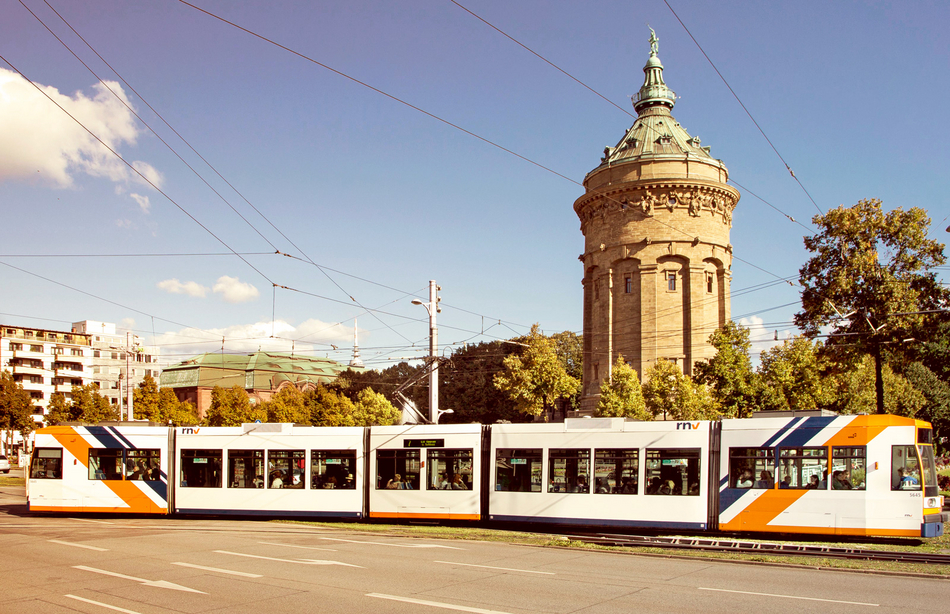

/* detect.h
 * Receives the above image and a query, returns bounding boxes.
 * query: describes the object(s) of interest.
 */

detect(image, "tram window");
[126,449,161,481]
[831,447,866,490]
[645,448,701,496]
[918,445,938,490]
[891,445,921,490]
[729,448,774,489]
[229,450,264,489]
[495,448,542,492]
[428,449,473,490]
[30,448,62,479]
[88,449,123,480]
[312,450,357,489]
[917,428,933,444]
[377,449,421,490]
[549,449,591,493]
[594,449,638,494]
[268,449,305,489]
[777,447,827,489]
[180,449,223,488]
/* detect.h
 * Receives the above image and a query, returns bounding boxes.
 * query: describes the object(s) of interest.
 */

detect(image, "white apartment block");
[0,321,160,428]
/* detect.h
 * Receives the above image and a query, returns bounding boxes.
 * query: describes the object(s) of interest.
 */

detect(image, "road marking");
[316,537,462,549]
[697,587,879,607]
[368,593,514,614]
[172,562,263,578]
[434,561,554,575]
[49,539,109,551]
[259,541,337,552]
[73,565,206,594]
[214,550,363,567]
[65,595,143,613]
[67,517,114,524]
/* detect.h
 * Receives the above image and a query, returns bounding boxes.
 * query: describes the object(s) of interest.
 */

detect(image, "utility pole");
[412,280,441,423]
[126,331,134,421]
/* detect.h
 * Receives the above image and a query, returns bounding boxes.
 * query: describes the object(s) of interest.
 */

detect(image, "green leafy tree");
[0,371,35,454]
[493,324,580,419]
[758,336,837,412]
[903,362,950,454]
[263,386,310,424]
[440,341,523,424]
[204,386,265,426]
[306,385,357,426]
[63,383,119,424]
[351,388,400,426]
[132,375,200,426]
[339,362,426,410]
[642,359,719,420]
[796,199,948,360]
[838,355,926,417]
[46,391,75,424]
[694,322,759,418]
[596,356,649,419]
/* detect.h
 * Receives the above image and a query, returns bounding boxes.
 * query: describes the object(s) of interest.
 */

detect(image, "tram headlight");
[924,496,940,509]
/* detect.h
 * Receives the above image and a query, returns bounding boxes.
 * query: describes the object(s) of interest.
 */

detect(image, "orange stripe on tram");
[823,414,889,447]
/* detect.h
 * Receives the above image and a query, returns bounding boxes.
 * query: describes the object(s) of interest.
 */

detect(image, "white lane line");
[214,550,363,567]
[316,537,463,550]
[434,561,554,575]
[698,587,879,607]
[67,517,114,524]
[49,539,109,551]
[172,562,263,578]
[65,594,143,613]
[73,565,206,594]
[367,593,514,614]
[259,541,338,552]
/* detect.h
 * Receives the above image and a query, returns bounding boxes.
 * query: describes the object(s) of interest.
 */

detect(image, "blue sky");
[1,0,948,369]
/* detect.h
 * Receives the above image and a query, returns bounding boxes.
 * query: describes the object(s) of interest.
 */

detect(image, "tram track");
[564,532,950,565]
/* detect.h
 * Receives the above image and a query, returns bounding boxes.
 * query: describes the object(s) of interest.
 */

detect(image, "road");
[0,475,945,613]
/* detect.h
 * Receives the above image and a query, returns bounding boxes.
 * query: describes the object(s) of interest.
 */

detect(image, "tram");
[27,413,946,538]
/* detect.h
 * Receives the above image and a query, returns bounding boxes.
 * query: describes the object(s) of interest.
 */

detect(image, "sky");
[1,0,948,370]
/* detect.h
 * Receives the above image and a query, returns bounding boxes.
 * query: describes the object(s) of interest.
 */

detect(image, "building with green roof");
[160,351,357,419]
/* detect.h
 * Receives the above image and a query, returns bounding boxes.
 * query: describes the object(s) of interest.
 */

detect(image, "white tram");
[26,413,947,538]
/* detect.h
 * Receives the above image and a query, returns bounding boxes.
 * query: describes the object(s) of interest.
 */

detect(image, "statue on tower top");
[648,26,659,56]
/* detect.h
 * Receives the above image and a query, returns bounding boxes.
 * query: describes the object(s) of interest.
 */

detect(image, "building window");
[624,275,633,294]
[30,345,43,353]
[10,343,22,351]
[666,272,677,292]
[71,348,83,356]
[706,272,714,293]
[112,352,118,360]
[94,350,100,358]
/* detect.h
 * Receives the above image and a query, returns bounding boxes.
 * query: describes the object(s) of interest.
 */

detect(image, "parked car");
[0,455,10,474]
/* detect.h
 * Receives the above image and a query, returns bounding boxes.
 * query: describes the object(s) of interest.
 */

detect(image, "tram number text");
[909,492,922,497]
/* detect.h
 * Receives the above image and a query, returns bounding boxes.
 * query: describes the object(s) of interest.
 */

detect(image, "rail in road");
[566,533,950,565]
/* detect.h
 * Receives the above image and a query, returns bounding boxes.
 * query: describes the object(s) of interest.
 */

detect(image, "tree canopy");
[493,324,580,419]
[0,371,34,453]
[46,383,118,424]
[595,356,648,420]
[758,336,837,412]
[204,386,265,426]
[642,359,719,421]
[133,375,200,425]
[694,321,758,418]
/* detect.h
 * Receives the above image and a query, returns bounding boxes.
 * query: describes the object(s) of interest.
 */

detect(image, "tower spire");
[634,27,676,114]
[349,319,364,368]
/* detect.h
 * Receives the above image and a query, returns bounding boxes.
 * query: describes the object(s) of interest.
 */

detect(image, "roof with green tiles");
[159,351,358,390]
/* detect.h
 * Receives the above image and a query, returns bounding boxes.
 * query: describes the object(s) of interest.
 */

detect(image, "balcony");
[12,348,46,360]
[10,364,48,377]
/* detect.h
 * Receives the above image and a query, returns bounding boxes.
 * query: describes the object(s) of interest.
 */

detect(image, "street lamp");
[412,280,441,423]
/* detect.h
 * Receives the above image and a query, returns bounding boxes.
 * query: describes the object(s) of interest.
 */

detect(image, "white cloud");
[157,278,209,298]
[130,193,151,214]
[152,319,355,365]
[213,276,260,303]
[0,68,162,189]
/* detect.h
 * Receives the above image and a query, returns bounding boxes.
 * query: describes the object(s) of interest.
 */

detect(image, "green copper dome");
[633,28,676,113]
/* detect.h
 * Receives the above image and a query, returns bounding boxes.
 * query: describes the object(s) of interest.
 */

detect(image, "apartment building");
[70,321,160,412]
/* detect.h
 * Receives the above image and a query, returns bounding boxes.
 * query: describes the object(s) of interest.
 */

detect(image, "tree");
[133,375,200,426]
[796,199,948,358]
[642,359,719,420]
[0,371,34,455]
[263,386,309,424]
[52,383,118,424]
[758,336,837,412]
[351,388,400,426]
[204,386,265,426]
[595,356,649,420]
[493,324,580,419]
[339,362,426,410]
[694,322,758,418]
[903,362,950,454]
[306,385,357,426]
[440,340,523,424]
[838,355,926,417]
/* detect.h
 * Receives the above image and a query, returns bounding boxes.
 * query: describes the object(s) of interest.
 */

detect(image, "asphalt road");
[0,478,946,613]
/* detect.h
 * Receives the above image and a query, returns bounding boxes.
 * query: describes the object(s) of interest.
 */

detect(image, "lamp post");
[412,280,441,423]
